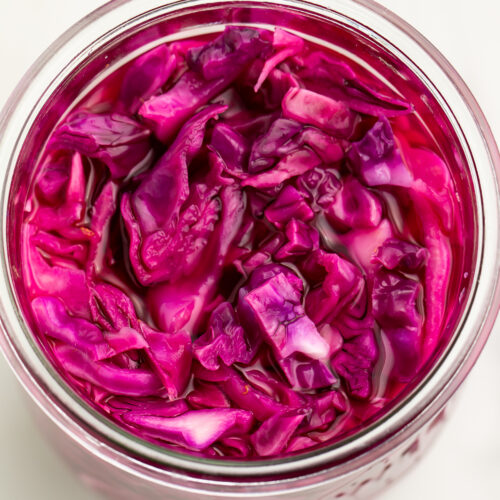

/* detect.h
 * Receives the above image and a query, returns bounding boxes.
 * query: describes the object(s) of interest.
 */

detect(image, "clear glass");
[0,0,498,498]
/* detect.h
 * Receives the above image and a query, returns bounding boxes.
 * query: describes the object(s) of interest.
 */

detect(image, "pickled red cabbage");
[21,26,464,458]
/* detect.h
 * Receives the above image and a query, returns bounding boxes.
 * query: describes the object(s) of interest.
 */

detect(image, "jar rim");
[0,0,498,485]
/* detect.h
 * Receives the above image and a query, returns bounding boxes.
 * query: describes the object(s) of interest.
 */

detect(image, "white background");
[0,1,498,499]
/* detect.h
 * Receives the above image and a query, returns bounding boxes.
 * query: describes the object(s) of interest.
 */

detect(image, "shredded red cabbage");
[21,26,464,458]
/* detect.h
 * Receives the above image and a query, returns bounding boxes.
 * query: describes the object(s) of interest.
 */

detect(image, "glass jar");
[0,1,498,499]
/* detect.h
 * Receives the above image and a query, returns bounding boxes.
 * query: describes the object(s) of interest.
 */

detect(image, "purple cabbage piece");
[327,176,382,229]
[142,326,193,399]
[420,209,452,358]
[193,362,233,383]
[139,181,221,278]
[30,231,86,264]
[237,53,299,111]
[340,219,394,271]
[300,390,347,433]
[254,28,304,92]
[211,86,278,136]
[117,44,177,114]
[403,146,456,232]
[242,148,322,189]
[108,397,189,420]
[372,269,422,381]
[317,324,344,358]
[243,367,305,409]
[140,27,269,142]
[34,154,70,205]
[23,225,91,319]
[249,118,303,173]
[169,39,207,60]
[122,408,254,450]
[104,327,149,355]
[348,118,413,187]
[31,297,113,361]
[399,142,456,355]
[89,282,139,332]
[54,344,163,397]
[148,272,215,336]
[240,248,278,275]
[239,272,329,360]
[374,238,429,272]
[300,128,344,164]
[250,411,306,456]
[187,381,231,409]
[296,167,341,210]
[147,181,245,334]
[386,328,421,381]
[305,251,366,324]
[297,51,413,117]
[193,302,259,370]
[282,87,357,139]
[210,122,249,174]
[86,181,118,277]
[30,152,87,236]
[90,283,193,398]
[244,263,304,293]
[372,271,422,330]
[187,26,270,80]
[132,104,223,231]
[264,185,314,229]
[275,219,319,260]
[218,436,252,457]
[248,118,343,175]
[287,435,317,453]
[332,325,378,399]
[50,112,152,179]
[122,104,226,285]
[139,71,230,143]
[278,355,337,390]
[221,370,287,421]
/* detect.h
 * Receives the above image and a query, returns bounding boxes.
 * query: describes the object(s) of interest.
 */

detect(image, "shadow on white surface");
[0,359,105,500]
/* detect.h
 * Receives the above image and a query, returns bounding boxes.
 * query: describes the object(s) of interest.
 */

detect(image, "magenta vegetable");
[117,44,177,114]
[193,302,258,369]
[347,117,413,187]
[49,113,153,179]
[21,26,464,459]
[123,408,254,450]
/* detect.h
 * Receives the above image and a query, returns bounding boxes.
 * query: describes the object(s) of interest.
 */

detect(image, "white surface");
[0,1,498,499]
